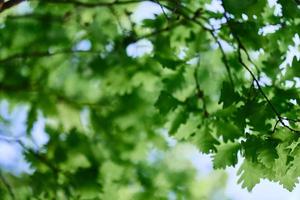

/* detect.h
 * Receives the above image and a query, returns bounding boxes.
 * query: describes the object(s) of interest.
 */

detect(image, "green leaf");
[154,54,184,70]
[26,104,38,135]
[173,114,199,140]
[278,0,300,18]
[169,107,189,135]
[219,81,239,108]
[237,160,265,191]
[273,144,299,191]
[284,58,300,79]
[229,21,263,50]
[213,142,240,169]
[277,169,299,191]
[155,91,180,115]
[194,124,220,153]
[257,147,278,168]
[215,120,243,142]
[3,0,300,194]
[223,0,267,16]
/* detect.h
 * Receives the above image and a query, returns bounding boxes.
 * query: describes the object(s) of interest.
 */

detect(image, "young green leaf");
[213,142,240,169]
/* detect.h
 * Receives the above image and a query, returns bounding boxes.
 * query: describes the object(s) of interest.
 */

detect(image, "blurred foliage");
[0,0,300,198]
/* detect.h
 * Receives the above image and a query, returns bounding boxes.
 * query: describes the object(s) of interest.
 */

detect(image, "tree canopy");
[1,0,300,198]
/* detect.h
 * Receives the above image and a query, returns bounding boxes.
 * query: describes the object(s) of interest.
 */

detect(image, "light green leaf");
[213,142,240,169]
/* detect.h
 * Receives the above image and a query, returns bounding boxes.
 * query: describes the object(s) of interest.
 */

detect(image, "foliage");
[0,0,300,198]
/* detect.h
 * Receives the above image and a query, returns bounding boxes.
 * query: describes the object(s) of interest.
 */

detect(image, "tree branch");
[0,49,100,63]
[218,1,300,133]
[0,0,168,14]
[153,0,169,20]
[0,135,64,178]
[0,0,25,13]
[159,1,300,134]
[209,31,235,87]
[194,54,208,117]
[157,3,235,87]
[0,20,182,63]
[0,171,16,200]
[38,0,154,8]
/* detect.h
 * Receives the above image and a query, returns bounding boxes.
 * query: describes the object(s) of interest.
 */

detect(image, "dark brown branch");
[0,0,25,13]
[220,9,260,75]
[216,0,300,133]
[161,1,300,133]
[237,36,260,75]
[282,117,300,123]
[235,32,300,133]
[272,119,280,133]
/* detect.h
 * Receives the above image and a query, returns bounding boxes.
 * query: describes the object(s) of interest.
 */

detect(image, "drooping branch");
[2,0,298,134]
[220,7,260,75]
[0,20,182,63]
[158,1,300,134]
[160,3,235,87]
[218,0,300,133]
[0,0,25,13]
[0,0,168,14]
[236,45,300,133]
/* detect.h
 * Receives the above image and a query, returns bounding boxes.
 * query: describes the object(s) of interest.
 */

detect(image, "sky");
[1,1,300,199]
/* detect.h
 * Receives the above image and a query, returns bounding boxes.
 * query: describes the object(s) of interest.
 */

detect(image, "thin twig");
[161,1,300,133]
[219,0,261,74]
[153,0,169,20]
[237,46,300,133]
[0,135,59,174]
[282,117,300,123]
[272,119,280,133]
[0,172,15,200]
[0,135,23,143]
[155,2,235,87]
[109,6,126,34]
[0,21,182,63]
[0,49,100,64]
[216,0,300,133]
[136,20,182,40]
[210,32,235,87]
[194,54,208,117]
